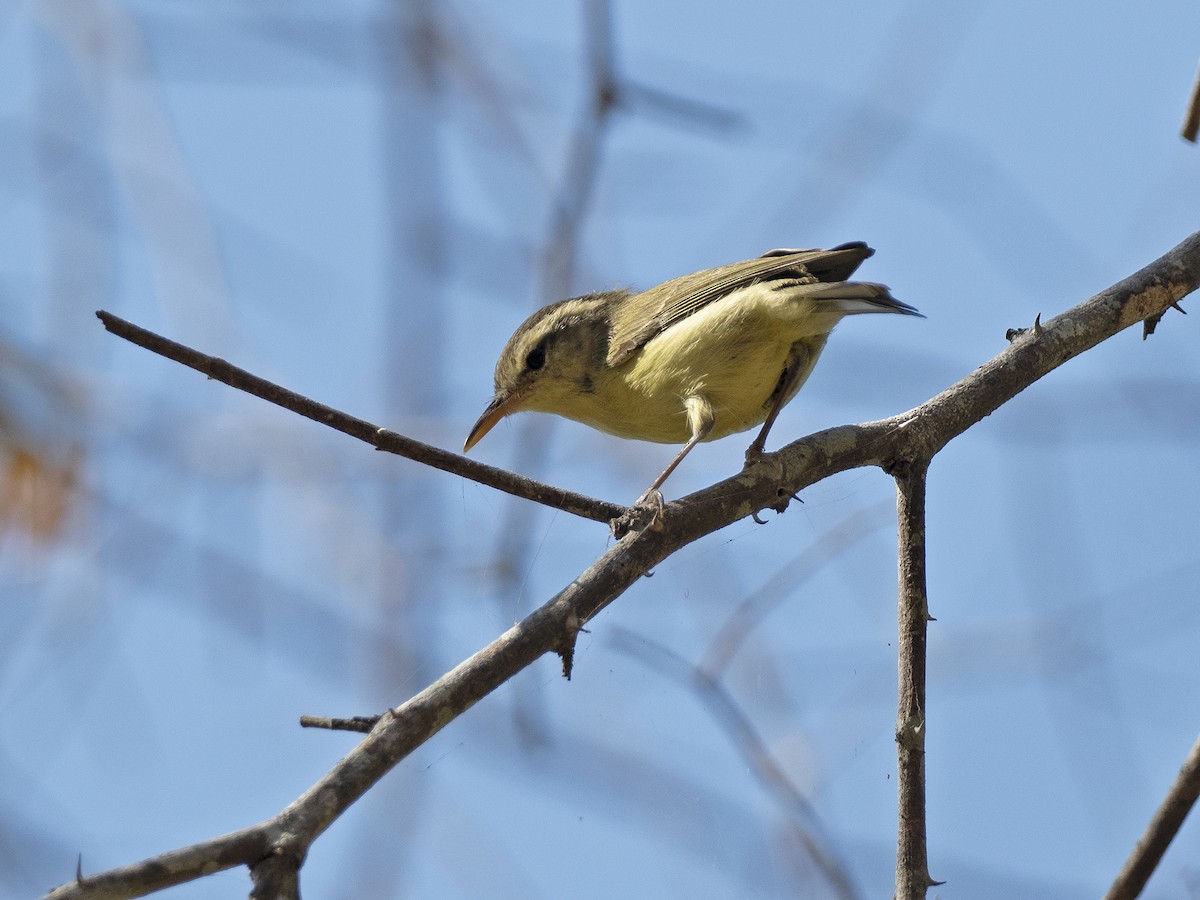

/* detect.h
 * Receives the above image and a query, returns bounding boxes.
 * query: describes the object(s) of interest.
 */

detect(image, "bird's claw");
[750,488,802,526]
[743,446,785,482]
[610,489,665,539]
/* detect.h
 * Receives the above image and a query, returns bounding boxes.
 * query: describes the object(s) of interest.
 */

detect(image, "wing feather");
[607,243,874,366]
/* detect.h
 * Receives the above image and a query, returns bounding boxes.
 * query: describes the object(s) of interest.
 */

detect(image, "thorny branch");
[53,233,1200,898]
[893,460,937,899]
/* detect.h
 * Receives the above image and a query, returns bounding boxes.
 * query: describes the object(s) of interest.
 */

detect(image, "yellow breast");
[583,283,835,443]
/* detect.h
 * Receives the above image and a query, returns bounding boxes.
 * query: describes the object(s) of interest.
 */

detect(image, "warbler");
[465,242,921,501]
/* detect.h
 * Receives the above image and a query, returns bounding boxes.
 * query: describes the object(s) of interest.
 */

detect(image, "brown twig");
[1104,731,1200,899]
[299,715,378,733]
[892,459,939,898]
[94,311,624,525]
[54,826,273,899]
[1182,63,1200,143]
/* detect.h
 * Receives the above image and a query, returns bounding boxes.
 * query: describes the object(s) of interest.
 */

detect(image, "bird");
[465,242,921,506]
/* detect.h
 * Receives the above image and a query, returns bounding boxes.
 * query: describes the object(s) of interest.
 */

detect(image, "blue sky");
[4,2,1200,897]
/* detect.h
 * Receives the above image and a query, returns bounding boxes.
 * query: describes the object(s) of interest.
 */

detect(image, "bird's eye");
[525,345,545,371]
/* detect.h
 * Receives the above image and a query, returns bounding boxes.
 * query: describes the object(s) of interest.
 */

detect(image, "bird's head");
[464,291,624,452]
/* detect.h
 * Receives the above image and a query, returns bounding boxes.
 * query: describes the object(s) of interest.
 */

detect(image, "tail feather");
[793,280,923,317]
[760,242,873,283]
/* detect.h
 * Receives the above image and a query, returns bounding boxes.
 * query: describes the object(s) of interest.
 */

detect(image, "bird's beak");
[464,390,522,452]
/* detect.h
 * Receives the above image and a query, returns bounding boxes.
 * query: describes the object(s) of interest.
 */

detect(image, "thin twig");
[1182,63,1200,143]
[299,715,378,733]
[94,311,624,525]
[620,80,744,133]
[1104,731,1200,899]
[893,460,938,898]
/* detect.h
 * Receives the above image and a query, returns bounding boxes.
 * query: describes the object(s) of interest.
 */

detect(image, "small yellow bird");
[465,242,921,501]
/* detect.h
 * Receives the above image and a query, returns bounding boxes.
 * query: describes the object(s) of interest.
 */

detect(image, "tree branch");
[49,826,272,899]
[54,231,1200,898]
[1104,731,1200,900]
[94,311,625,526]
[893,460,937,898]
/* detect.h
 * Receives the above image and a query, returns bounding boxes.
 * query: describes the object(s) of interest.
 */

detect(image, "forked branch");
[52,232,1200,898]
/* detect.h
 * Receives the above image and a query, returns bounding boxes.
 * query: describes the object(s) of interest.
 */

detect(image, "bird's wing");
[606,242,873,366]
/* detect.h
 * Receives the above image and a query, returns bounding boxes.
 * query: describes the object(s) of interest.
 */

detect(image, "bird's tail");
[796,280,923,317]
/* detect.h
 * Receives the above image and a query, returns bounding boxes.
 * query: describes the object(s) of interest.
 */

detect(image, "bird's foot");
[743,444,785,481]
[743,443,797,522]
[743,439,766,467]
[610,489,665,539]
